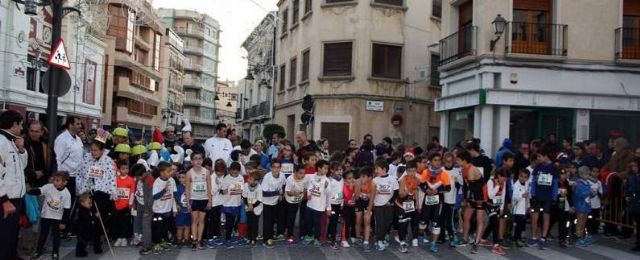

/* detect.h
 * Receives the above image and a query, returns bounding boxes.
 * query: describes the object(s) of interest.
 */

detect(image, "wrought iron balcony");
[439,25,477,66]
[616,27,640,60]
[506,22,568,56]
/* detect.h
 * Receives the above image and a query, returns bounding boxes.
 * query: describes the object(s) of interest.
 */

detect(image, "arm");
[367,184,376,211]
[185,172,192,202]
[206,172,213,204]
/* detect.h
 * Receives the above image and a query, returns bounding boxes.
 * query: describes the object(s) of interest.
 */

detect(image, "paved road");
[28,236,640,260]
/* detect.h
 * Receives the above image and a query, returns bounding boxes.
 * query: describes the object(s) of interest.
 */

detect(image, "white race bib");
[425,195,440,206]
[402,200,416,212]
[193,181,206,193]
[88,166,105,179]
[493,198,503,206]
[537,173,552,186]
[117,187,130,199]
[281,163,294,176]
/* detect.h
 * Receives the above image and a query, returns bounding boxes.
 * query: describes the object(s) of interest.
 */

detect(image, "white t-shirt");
[388,164,399,180]
[328,177,344,205]
[222,174,245,207]
[152,177,177,214]
[487,179,506,211]
[284,175,307,204]
[261,172,286,206]
[373,175,399,206]
[39,184,71,220]
[135,180,144,205]
[210,174,225,207]
[243,183,263,215]
[189,167,209,200]
[444,167,463,205]
[306,175,331,212]
[204,136,233,165]
[511,180,530,215]
[589,179,603,209]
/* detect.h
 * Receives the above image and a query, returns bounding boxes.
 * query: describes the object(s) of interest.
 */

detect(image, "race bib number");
[117,188,130,199]
[377,184,392,195]
[193,182,206,193]
[493,198,503,206]
[310,183,322,197]
[229,182,243,195]
[291,195,302,203]
[425,195,439,206]
[333,192,344,201]
[402,201,416,213]
[88,166,105,179]
[537,173,552,186]
[281,163,294,176]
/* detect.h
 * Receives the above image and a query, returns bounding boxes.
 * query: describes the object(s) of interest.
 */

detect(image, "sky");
[151,0,278,82]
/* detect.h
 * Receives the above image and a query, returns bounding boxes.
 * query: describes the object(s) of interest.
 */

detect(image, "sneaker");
[458,239,469,247]
[303,236,314,245]
[526,238,538,247]
[274,234,285,241]
[250,240,257,247]
[350,237,362,246]
[52,253,59,260]
[559,240,568,249]
[341,241,351,248]
[499,240,512,249]
[382,240,389,247]
[537,239,547,250]
[198,241,205,250]
[312,239,321,247]
[576,238,589,247]
[515,240,525,248]
[399,242,408,253]
[470,244,479,254]
[412,238,419,247]
[152,244,163,254]
[492,245,506,255]
[139,247,153,255]
[207,240,217,249]
[429,242,439,253]
[265,239,275,249]
[286,237,296,245]
[224,241,235,249]
[585,235,597,245]
[192,242,198,251]
[331,242,339,250]
[376,241,386,251]
[257,235,263,241]
[363,242,371,252]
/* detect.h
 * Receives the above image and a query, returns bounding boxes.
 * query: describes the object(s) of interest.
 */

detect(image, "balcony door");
[512,0,551,55]
[458,0,473,56]
[623,0,640,59]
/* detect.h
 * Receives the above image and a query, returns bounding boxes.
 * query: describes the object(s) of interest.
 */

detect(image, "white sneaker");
[341,241,350,248]
[113,238,122,247]
[412,238,419,247]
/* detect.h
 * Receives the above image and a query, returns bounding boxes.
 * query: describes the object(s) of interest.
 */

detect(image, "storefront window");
[448,109,474,147]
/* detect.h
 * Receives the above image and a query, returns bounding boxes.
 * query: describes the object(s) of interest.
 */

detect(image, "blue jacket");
[495,148,514,168]
[573,179,592,214]
[626,173,640,213]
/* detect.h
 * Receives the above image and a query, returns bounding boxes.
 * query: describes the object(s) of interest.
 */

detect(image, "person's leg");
[248,214,258,241]
[263,204,274,241]
[396,207,409,242]
[344,206,355,240]
[474,209,485,244]
[51,220,61,255]
[211,206,221,238]
[224,213,234,241]
[530,212,540,240]
[36,218,52,254]
[440,204,453,241]
[355,211,363,239]
[327,204,339,241]
[275,200,287,236]
[285,203,297,237]
[489,214,500,245]
[152,214,163,244]
[514,215,525,241]
[463,206,473,240]
[162,213,172,243]
[542,212,551,239]
[374,206,385,241]
[0,199,23,259]
[312,209,322,241]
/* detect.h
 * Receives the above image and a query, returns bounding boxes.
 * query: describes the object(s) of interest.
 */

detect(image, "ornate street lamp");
[490,14,507,51]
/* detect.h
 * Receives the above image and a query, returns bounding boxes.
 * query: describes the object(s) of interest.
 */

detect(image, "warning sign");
[47,39,70,70]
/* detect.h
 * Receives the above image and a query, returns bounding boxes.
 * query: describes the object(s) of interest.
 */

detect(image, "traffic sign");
[47,39,70,69]
[41,68,72,96]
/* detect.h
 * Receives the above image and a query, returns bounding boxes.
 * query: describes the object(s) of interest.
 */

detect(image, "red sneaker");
[492,245,506,255]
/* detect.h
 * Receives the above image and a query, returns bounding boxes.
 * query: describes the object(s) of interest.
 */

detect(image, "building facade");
[101,1,166,137]
[436,0,640,156]
[160,28,185,129]
[0,1,106,130]
[274,0,442,152]
[240,12,277,142]
[215,80,238,131]
[158,9,221,140]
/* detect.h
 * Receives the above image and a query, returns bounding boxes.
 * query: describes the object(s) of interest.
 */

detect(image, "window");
[126,8,135,53]
[279,64,286,90]
[432,0,442,18]
[290,57,297,87]
[430,54,440,87]
[372,43,402,79]
[301,49,310,82]
[326,0,353,3]
[305,0,312,13]
[293,0,300,24]
[323,42,352,76]
[153,33,161,70]
[281,8,289,34]
[374,0,403,6]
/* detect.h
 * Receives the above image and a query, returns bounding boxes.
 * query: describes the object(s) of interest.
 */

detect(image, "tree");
[262,124,286,141]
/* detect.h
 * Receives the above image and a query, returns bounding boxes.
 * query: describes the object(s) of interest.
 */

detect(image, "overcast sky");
[152,0,277,82]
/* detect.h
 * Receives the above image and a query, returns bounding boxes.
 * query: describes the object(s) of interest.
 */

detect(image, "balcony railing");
[506,22,568,56]
[259,101,270,117]
[183,77,202,87]
[615,27,640,60]
[184,45,204,54]
[243,109,249,119]
[439,25,477,66]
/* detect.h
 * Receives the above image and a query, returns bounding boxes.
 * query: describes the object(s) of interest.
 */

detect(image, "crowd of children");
[24,126,640,259]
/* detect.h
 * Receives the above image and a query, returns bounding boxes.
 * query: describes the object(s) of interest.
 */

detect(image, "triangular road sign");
[48,39,71,70]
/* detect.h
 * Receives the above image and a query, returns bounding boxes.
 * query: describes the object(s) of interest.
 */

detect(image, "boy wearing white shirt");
[29,171,71,260]
[301,160,331,246]
[261,160,287,248]
[221,162,245,248]
[151,162,179,250]
[284,165,308,244]
[326,162,345,249]
[243,170,264,246]
[206,159,227,248]
[369,160,399,252]
[587,167,603,236]
[512,169,531,248]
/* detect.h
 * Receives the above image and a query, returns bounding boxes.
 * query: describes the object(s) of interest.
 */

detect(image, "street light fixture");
[490,14,507,51]
[245,68,255,80]
[226,101,232,107]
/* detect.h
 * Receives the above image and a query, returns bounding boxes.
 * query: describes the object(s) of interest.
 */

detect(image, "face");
[90,144,103,159]
[183,133,193,145]
[360,174,371,183]
[28,123,43,141]
[345,173,354,184]
[295,133,306,145]
[230,169,240,176]
[365,135,373,142]
[405,167,417,177]
[344,160,352,169]
[317,165,329,175]
[307,155,318,167]
[404,154,415,162]
[271,163,281,175]
[282,145,292,157]
[216,127,227,137]
[165,129,175,140]
[504,158,515,169]
[160,168,172,179]
[590,168,599,178]
[519,144,530,154]
[574,147,584,157]
[118,153,130,161]
[518,172,528,183]
[374,166,385,176]
[119,166,129,176]
[178,173,186,184]
[248,177,257,186]
[349,140,358,149]
[497,174,506,183]
[456,158,468,168]
[272,134,281,144]
[254,142,264,152]
[417,161,427,171]
[52,176,67,189]
[587,144,598,156]
[322,141,329,150]
[70,118,82,133]
[80,198,93,209]
[191,154,203,167]
[332,167,343,177]
[562,140,571,148]
[444,156,454,168]
[430,156,442,168]
[294,169,306,180]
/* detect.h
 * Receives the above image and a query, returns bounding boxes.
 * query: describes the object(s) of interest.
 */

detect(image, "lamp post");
[490,14,507,51]
[13,0,80,170]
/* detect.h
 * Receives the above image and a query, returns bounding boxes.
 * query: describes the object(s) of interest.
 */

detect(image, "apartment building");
[240,12,277,142]
[274,0,443,152]
[158,8,221,140]
[160,28,185,129]
[101,0,166,137]
[436,0,640,155]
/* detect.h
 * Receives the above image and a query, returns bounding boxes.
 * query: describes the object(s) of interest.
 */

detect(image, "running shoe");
[470,244,479,254]
[492,245,506,255]
[537,239,547,250]
[363,242,371,252]
[429,241,439,253]
[265,239,275,248]
[399,242,408,253]
[341,241,351,248]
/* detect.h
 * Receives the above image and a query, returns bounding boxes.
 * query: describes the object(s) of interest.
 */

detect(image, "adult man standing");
[164,126,178,153]
[205,123,233,164]
[268,132,283,160]
[294,131,319,164]
[182,131,205,155]
[25,121,50,188]
[54,116,84,201]
[0,110,28,260]
[583,141,610,169]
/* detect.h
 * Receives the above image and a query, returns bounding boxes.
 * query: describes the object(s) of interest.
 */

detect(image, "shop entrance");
[510,107,574,146]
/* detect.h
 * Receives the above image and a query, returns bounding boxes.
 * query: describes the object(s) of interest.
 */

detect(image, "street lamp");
[490,14,507,51]
[245,68,255,80]
[12,0,80,173]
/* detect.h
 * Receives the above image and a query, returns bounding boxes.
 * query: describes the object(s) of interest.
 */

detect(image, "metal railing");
[506,22,568,56]
[439,25,477,66]
[615,27,640,60]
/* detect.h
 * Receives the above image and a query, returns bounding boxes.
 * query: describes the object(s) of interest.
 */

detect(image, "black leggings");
[327,204,343,241]
[224,213,239,241]
[395,206,418,242]
[587,209,600,235]
[247,213,260,241]
[343,205,356,239]
[440,203,455,240]
[205,206,222,239]
[374,205,394,241]
[285,202,300,237]
[513,214,527,240]
[37,218,62,254]
[485,207,501,244]
[111,208,132,239]
[151,213,171,244]
[263,202,286,241]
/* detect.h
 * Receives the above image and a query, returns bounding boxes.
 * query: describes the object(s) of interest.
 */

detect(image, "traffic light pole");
[46,0,62,154]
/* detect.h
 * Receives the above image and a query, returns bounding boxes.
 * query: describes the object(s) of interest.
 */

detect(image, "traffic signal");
[301,111,313,125]
[302,95,313,111]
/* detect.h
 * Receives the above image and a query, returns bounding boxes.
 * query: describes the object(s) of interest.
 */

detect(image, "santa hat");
[608,130,622,139]
[152,127,164,144]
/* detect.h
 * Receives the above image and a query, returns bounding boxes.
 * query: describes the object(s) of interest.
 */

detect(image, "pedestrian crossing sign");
[47,39,70,70]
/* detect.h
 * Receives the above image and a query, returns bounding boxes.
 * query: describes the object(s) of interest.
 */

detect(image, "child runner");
[185,152,212,250]
[243,169,264,246]
[458,150,486,254]
[75,193,102,257]
[175,172,191,247]
[486,168,508,255]
[221,162,244,249]
[358,166,375,252]
[131,163,154,255]
[262,160,287,248]
[284,165,308,244]
[29,171,71,260]
[206,159,227,248]
[113,160,135,247]
[327,161,345,249]
[341,170,357,248]
[587,166,603,238]
[574,166,594,247]
[529,144,560,250]
[442,152,463,247]
[151,161,179,253]
[419,153,451,253]
[395,160,419,253]
[369,160,399,252]
[302,160,331,246]
[511,168,530,248]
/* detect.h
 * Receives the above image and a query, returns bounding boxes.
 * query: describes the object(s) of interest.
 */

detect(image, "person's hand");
[35,170,44,180]
[248,205,254,212]
[205,203,211,211]
[187,205,192,213]
[14,137,24,152]
[569,207,575,214]
[173,211,177,218]
[164,183,171,192]
[95,212,101,218]
[326,210,332,219]
[59,224,66,230]
[3,201,16,218]
[523,192,530,199]
[427,189,437,196]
